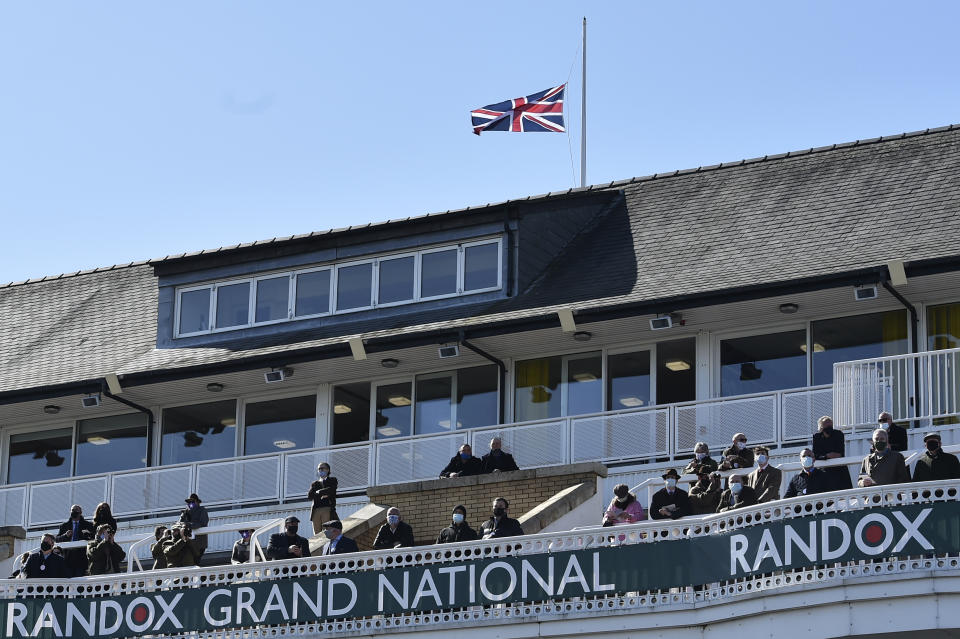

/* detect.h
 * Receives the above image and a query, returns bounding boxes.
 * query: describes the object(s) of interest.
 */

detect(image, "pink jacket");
[603,497,646,525]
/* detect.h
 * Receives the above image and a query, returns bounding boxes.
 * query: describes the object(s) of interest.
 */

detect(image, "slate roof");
[3,124,960,396]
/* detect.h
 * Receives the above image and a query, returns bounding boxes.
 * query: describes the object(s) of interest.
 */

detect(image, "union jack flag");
[471,84,566,135]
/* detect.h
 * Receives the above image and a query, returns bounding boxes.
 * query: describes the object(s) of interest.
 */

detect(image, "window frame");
[333,259,376,314]
[292,266,334,320]
[252,273,294,326]
[461,237,503,294]
[374,251,420,308]
[211,278,254,333]
[418,244,462,302]
[174,283,215,338]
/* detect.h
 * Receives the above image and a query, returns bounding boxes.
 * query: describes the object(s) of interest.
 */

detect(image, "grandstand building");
[2,124,960,638]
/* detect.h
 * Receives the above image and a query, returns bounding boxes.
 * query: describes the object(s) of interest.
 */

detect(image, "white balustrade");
[282,443,371,501]
[471,419,567,468]
[195,454,281,506]
[569,407,669,463]
[27,475,108,528]
[375,432,464,484]
[0,486,26,528]
[674,391,779,454]
[781,385,832,442]
[111,464,193,517]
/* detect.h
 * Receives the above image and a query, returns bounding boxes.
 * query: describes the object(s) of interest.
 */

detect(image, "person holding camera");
[163,524,201,567]
[688,465,723,514]
[151,525,170,569]
[87,524,126,575]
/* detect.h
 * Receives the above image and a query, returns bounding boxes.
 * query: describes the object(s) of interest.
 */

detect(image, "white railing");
[834,346,960,429]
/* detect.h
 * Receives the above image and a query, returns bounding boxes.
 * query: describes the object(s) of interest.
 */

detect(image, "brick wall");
[362,463,606,551]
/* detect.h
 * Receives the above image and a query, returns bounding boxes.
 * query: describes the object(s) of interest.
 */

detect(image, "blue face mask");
[730,482,743,494]
[387,515,400,526]
[318,470,328,478]
[460,452,470,461]
[188,502,196,510]
[452,513,465,524]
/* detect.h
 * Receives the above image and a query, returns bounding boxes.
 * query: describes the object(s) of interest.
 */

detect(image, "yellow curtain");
[515,358,551,421]
[928,303,960,351]
[881,309,908,356]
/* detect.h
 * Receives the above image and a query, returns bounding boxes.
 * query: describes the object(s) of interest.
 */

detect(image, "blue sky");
[1,2,958,284]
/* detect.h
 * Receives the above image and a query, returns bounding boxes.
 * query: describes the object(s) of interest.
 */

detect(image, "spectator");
[682,442,718,476]
[719,433,754,470]
[480,497,524,539]
[746,446,782,503]
[55,504,95,577]
[93,501,118,535]
[859,428,910,487]
[24,534,69,578]
[163,524,201,568]
[785,448,833,498]
[439,444,484,478]
[437,505,479,543]
[266,516,311,560]
[602,484,645,526]
[8,552,30,579]
[87,524,125,575]
[812,416,852,490]
[717,474,757,512]
[373,507,416,549]
[231,529,254,564]
[689,465,723,515]
[151,525,169,570]
[650,469,690,520]
[320,520,359,555]
[878,411,909,452]
[913,433,960,482]
[308,462,339,535]
[481,437,520,473]
[179,493,209,561]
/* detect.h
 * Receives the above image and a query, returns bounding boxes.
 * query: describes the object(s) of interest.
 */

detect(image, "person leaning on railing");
[719,433,753,471]
[439,443,484,478]
[481,437,520,473]
[25,534,69,578]
[650,469,690,520]
[858,429,910,487]
[688,465,723,514]
[87,524,125,575]
[602,484,645,526]
[308,462,339,535]
[480,497,524,539]
[682,442,718,476]
[716,474,757,513]
[784,449,832,498]
[374,507,417,548]
[812,416,852,490]
[266,516,311,560]
[913,432,960,481]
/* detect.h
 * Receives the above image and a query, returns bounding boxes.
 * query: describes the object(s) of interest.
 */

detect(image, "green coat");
[163,536,200,568]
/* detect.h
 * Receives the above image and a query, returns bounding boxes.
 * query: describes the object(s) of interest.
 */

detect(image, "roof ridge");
[0,260,152,290]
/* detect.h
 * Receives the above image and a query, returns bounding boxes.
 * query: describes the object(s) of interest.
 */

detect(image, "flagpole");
[580,17,587,188]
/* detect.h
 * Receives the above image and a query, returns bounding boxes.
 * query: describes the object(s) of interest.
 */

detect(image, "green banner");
[3,502,957,638]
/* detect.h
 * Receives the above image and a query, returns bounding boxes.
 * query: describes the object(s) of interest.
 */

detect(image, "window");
[811,310,908,384]
[76,413,149,476]
[374,382,412,439]
[420,248,458,298]
[456,365,499,428]
[720,330,806,396]
[7,428,73,484]
[928,302,960,351]
[463,241,499,291]
[331,383,371,445]
[514,353,602,421]
[255,276,290,323]
[295,269,331,317]
[415,374,454,434]
[336,262,373,311]
[244,395,316,454]
[215,282,250,329]
[161,400,237,465]
[378,255,416,305]
[607,350,651,410]
[657,338,696,405]
[178,288,211,335]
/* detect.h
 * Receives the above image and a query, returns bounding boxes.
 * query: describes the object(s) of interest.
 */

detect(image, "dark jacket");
[266,533,311,560]
[887,424,909,452]
[231,540,251,564]
[649,487,691,519]
[25,551,70,578]
[716,485,758,512]
[179,504,210,549]
[56,518,95,576]
[784,468,832,498]
[87,539,126,575]
[151,540,168,569]
[682,456,718,476]
[720,445,754,470]
[373,521,416,549]
[688,479,722,515]
[322,535,359,555]
[437,522,479,544]
[93,514,118,535]
[308,476,338,508]
[439,455,484,478]
[812,429,853,490]
[480,516,524,539]
[163,536,200,568]
[481,450,519,473]
[860,450,910,486]
[913,450,960,482]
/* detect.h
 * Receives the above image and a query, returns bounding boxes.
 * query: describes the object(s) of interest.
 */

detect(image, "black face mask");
[926,440,940,452]
[286,526,298,536]
[874,441,888,452]
[40,541,52,552]
[71,511,81,520]
[493,507,506,518]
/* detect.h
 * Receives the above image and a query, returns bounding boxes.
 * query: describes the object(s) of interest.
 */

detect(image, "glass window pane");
[607,351,651,410]
[76,414,148,476]
[415,375,453,434]
[515,356,562,421]
[811,311,908,384]
[375,382,412,439]
[928,302,960,351]
[656,338,696,405]
[420,249,457,297]
[566,353,603,416]
[179,288,210,334]
[295,270,330,317]
[244,395,316,455]
[336,263,373,311]
[457,365,499,429]
[378,256,415,305]
[255,276,289,323]
[720,330,806,396]
[215,282,250,328]
[7,428,73,484]
[332,383,371,444]
[161,400,237,465]
[464,243,499,291]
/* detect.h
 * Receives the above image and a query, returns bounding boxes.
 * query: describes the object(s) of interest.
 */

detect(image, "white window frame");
[252,273,293,326]
[211,278,254,333]
[461,237,503,294]
[174,284,215,337]
[333,259,376,314]
[292,266,333,319]
[418,245,461,302]
[375,252,419,308]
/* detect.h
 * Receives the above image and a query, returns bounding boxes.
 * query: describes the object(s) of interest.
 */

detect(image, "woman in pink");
[602,483,646,526]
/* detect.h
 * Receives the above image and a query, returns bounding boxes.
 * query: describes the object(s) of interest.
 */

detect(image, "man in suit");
[25,534,70,578]
[266,516,311,560]
[649,469,691,520]
[320,520,359,555]
[717,474,757,512]
[784,448,833,498]
[308,462,338,535]
[481,437,519,473]
[746,446,782,503]
[55,504,95,577]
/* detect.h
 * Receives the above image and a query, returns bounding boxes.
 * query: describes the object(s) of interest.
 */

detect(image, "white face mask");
[879,422,889,431]
[736,441,746,450]
[757,454,768,465]
[665,478,677,489]
[730,482,743,494]
[695,452,706,461]
[801,456,814,469]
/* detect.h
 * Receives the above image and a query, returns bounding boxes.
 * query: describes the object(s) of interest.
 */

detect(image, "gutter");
[459,331,507,425]
[100,380,157,466]
[881,280,921,428]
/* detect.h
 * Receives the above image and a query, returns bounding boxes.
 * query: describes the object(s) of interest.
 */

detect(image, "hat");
[185,493,202,504]
[923,432,942,442]
[662,468,680,480]
[284,516,300,525]
[322,519,343,530]
[451,504,467,515]
[732,432,747,442]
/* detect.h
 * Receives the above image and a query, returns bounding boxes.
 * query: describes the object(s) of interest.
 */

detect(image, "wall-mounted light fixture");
[381,358,400,369]
[573,331,592,342]
[779,303,799,314]
[81,394,101,408]
[43,405,61,415]
[206,383,224,393]
[854,285,878,301]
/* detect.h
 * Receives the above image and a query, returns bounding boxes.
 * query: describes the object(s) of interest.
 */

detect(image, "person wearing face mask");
[785,449,832,498]
[480,497,524,539]
[602,484,645,526]
[689,465,723,515]
[321,520,359,555]
[231,529,255,564]
[859,429,910,487]
[308,462,339,535]
[163,524,201,567]
[56,504,95,577]
[650,469,691,520]
[267,516,311,560]
[746,446,782,503]
[179,493,210,561]
[912,432,960,482]
[437,505,479,543]
[682,442,718,476]
[373,507,417,549]
[87,523,126,575]
[812,416,852,491]
[719,433,754,471]
[93,502,118,536]
[877,412,908,453]
[481,437,519,473]
[151,525,170,569]
[716,474,757,513]
[25,533,70,578]
[439,443,484,478]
